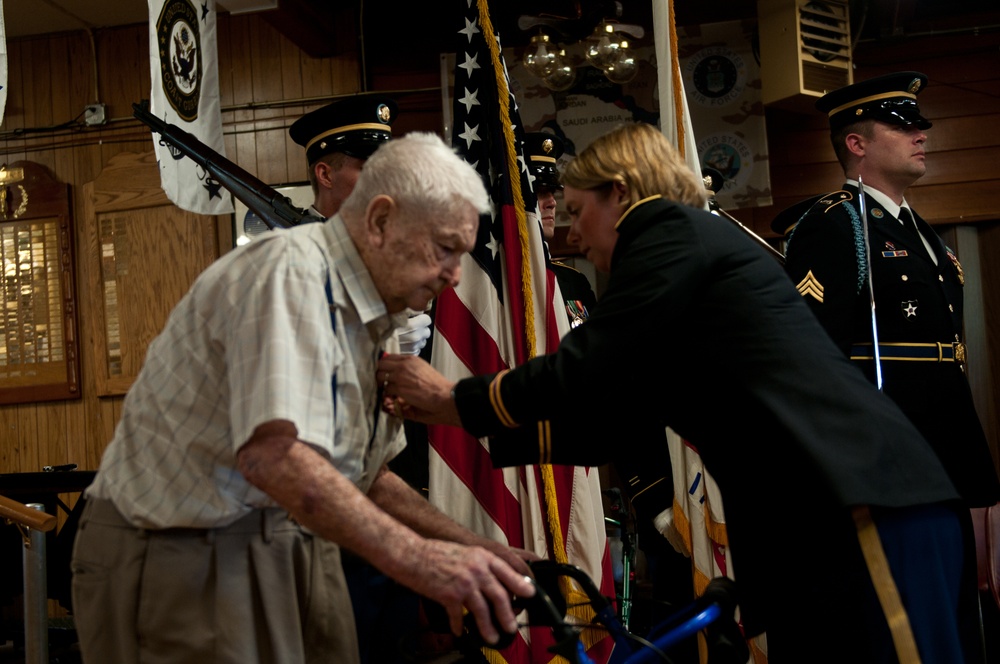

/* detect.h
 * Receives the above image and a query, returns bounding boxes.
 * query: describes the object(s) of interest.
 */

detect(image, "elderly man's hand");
[401,540,535,646]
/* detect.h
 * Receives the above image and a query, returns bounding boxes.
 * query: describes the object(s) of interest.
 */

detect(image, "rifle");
[132,99,317,230]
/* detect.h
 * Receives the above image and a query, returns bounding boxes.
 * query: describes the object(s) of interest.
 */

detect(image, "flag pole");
[858,175,883,390]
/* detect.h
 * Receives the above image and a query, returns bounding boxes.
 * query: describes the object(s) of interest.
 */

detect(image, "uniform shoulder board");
[551,260,583,274]
[770,189,852,236]
[814,189,853,214]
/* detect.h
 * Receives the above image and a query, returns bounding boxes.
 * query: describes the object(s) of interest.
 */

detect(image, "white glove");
[397,313,432,355]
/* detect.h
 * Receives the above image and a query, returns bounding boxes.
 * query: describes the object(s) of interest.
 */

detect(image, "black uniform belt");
[850,341,966,364]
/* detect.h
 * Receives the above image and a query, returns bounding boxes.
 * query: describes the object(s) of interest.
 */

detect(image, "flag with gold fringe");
[147,0,232,216]
[429,0,615,661]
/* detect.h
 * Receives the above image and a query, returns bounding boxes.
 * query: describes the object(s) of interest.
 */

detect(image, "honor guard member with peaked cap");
[524,131,597,328]
[780,72,1000,663]
[290,94,398,219]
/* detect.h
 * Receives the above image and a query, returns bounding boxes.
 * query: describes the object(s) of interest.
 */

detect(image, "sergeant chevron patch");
[796,270,825,302]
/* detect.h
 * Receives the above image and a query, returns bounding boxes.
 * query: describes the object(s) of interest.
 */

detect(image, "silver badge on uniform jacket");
[901,300,918,319]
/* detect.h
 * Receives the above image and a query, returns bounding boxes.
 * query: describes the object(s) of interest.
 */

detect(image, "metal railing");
[1,494,56,664]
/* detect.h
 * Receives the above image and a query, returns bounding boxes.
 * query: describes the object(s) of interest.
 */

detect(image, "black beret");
[817,71,932,133]
[289,94,397,163]
[523,132,564,190]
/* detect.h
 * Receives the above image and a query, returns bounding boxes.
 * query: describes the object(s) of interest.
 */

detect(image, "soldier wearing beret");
[777,71,1000,663]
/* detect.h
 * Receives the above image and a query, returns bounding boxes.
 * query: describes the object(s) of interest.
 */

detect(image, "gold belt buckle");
[955,341,966,365]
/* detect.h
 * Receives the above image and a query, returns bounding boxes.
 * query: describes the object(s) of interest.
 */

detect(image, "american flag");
[427,0,615,661]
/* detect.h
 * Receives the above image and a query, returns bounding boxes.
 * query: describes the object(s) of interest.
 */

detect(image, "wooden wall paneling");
[47,35,73,129]
[760,161,844,200]
[249,18,290,185]
[70,144,117,471]
[82,398,118,472]
[2,39,25,136]
[74,146,102,198]
[920,145,1000,187]
[919,80,1000,120]
[227,15,256,116]
[217,15,235,109]
[298,39,338,98]
[329,55,361,95]
[280,31,306,182]
[16,406,38,473]
[922,113,1000,153]
[97,26,149,121]
[26,39,54,129]
[36,402,70,470]
[0,406,20,473]
[65,33,95,118]
[23,39,56,176]
[227,16,260,179]
[907,180,1000,225]
[83,151,226,397]
[63,396,88,473]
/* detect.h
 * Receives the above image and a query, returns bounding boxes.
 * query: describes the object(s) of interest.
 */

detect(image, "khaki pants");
[71,498,359,664]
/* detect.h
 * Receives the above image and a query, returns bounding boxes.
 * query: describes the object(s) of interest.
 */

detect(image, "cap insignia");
[907,78,922,94]
[376,104,391,124]
[542,138,554,154]
[855,108,864,117]
[319,140,327,150]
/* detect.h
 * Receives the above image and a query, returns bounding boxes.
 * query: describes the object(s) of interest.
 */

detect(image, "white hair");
[341,132,491,220]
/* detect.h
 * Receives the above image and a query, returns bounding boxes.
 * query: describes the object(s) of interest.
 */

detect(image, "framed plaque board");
[0,161,80,404]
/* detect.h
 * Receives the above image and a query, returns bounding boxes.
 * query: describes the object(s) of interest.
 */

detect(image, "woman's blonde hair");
[562,122,707,209]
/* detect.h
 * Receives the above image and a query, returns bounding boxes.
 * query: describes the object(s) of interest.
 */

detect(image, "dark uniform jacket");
[550,260,598,329]
[783,184,1000,507]
[452,196,958,636]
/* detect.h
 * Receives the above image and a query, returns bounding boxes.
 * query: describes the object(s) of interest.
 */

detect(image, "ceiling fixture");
[519,6,644,90]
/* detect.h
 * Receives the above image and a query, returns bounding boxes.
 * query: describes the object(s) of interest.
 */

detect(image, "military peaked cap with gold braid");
[523,132,565,190]
[817,71,932,133]
[289,94,397,163]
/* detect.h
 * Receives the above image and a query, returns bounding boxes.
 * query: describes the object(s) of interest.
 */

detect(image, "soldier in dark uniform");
[381,122,976,663]
[524,132,598,327]
[524,131,690,643]
[777,71,1000,663]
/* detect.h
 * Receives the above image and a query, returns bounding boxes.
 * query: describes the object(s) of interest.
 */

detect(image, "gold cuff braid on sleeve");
[489,369,518,428]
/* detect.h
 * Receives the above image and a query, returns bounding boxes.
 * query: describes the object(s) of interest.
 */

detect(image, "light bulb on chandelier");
[542,50,577,91]
[523,32,559,78]
[584,22,624,69]
[603,40,638,84]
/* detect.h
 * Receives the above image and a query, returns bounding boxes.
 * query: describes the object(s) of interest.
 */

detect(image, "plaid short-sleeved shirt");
[86,218,407,529]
